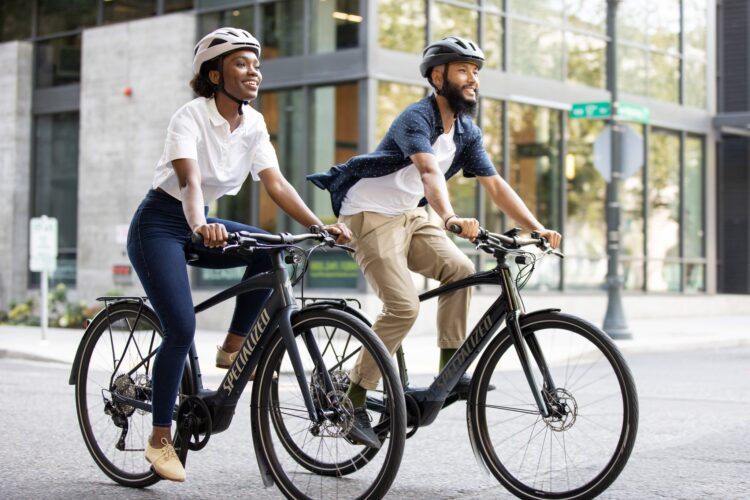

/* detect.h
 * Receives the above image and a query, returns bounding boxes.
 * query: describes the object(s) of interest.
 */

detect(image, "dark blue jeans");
[127,189,272,426]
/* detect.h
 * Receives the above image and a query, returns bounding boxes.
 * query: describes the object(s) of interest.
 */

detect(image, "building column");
[0,41,33,310]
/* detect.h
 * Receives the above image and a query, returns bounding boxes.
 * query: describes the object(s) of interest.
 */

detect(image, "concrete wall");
[76,13,195,302]
[0,41,33,310]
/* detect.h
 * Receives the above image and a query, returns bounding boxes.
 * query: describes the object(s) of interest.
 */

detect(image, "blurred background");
[0,0,748,330]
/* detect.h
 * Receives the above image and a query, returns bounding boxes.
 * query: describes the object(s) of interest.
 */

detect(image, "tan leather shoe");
[145,437,185,482]
[216,346,257,380]
[216,345,238,369]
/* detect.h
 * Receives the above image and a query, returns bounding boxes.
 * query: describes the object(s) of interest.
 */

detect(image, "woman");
[126,27,350,482]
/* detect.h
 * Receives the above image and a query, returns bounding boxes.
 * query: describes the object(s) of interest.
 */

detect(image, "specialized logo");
[223,308,270,394]
[435,314,494,390]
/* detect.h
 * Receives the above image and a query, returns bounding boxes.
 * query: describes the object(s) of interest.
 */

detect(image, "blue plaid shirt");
[307,94,497,217]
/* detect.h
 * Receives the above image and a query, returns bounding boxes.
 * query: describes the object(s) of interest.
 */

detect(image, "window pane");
[481,98,503,235]
[378,0,425,54]
[104,0,157,25]
[262,0,304,59]
[649,52,679,102]
[566,0,605,34]
[647,129,680,292]
[566,33,605,88]
[260,88,305,232]
[648,0,680,53]
[0,0,32,41]
[311,83,359,224]
[508,103,561,290]
[621,124,645,291]
[617,0,648,44]
[684,0,707,53]
[685,264,704,292]
[376,81,425,143]
[510,0,563,24]
[511,20,563,80]
[684,53,706,108]
[36,35,82,88]
[198,0,241,7]
[312,0,361,53]
[165,0,194,13]
[684,136,704,259]
[565,118,606,289]
[618,45,647,96]
[431,2,478,43]
[484,13,503,70]
[33,113,79,286]
[199,8,255,37]
[38,0,97,36]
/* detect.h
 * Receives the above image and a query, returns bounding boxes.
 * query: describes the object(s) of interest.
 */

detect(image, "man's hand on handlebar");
[537,229,562,249]
[193,222,228,248]
[446,216,480,240]
[322,222,352,244]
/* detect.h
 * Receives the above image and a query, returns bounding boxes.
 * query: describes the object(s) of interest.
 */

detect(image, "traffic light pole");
[603,0,632,339]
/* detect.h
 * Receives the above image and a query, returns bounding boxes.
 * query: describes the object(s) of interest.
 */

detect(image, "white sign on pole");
[30,216,58,272]
[593,125,645,183]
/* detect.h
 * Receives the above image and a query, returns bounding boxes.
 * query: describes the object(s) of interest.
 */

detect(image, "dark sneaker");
[453,373,496,399]
[346,407,381,449]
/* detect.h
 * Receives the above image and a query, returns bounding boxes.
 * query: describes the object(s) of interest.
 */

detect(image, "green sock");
[347,382,367,408]
[439,348,457,371]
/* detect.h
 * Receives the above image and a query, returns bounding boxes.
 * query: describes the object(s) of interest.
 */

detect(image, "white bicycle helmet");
[193,27,261,75]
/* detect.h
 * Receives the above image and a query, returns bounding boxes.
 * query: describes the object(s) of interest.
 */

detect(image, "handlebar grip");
[191,233,204,245]
[448,223,462,234]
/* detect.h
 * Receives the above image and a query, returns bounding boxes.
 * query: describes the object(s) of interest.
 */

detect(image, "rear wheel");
[468,312,638,499]
[252,308,406,499]
[73,301,193,487]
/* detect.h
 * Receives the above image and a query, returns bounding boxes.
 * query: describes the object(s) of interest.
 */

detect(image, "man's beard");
[440,76,478,117]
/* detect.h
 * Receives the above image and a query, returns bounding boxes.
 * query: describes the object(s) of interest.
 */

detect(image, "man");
[308,36,561,446]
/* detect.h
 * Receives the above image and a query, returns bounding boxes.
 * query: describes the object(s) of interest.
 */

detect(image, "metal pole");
[603,0,632,339]
[40,270,48,342]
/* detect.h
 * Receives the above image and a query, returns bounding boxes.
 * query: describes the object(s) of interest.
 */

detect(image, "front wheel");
[251,308,406,500]
[468,312,638,499]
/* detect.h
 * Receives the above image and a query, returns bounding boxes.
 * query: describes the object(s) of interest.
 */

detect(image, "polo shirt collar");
[207,97,247,130]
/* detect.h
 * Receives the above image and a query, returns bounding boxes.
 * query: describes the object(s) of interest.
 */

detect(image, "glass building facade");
[0,0,722,298]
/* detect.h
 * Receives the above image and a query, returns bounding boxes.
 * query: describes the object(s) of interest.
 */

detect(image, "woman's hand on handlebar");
[322,222,352,244]
[193,222,228,248]
[538,229,562,249]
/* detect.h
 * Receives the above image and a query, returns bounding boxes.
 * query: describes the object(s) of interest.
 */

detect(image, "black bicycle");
[299,226,638,500]
[69,227,406,500]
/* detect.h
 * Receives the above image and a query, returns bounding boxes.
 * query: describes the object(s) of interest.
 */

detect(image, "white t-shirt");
[340,126,456,216]
[152,97,279,204]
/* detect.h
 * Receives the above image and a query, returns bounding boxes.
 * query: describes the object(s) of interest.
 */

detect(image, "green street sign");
[571,101,612,119]
[616,101,651,124]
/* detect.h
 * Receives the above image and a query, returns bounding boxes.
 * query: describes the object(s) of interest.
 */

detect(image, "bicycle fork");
[500,268,558,419]
[277,310,336,424]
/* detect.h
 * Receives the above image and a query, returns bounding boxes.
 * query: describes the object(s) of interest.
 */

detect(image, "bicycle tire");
[73,301,194,487]
[467,311,638,499]
[251,308,406,500]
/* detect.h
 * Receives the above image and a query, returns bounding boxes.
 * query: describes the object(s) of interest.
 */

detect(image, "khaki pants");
[340,208,475,390]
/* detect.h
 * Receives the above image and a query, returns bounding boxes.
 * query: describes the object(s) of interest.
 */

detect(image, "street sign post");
[593,124,645,183]
[29,216,58,341]
[570,100,650,125]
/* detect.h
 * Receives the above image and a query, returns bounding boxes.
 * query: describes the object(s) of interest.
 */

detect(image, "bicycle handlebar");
[448,223,563,257]
[191,225,354,252]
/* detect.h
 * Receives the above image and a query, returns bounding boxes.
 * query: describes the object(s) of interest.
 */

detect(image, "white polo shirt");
[152,97,279,204]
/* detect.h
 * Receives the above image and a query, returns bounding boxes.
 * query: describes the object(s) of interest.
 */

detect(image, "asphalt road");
[0,346,748,499]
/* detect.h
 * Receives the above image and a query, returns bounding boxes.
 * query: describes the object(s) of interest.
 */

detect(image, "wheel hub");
[543,388,577,431]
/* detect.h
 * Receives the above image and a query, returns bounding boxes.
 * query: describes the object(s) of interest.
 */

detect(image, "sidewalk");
[1,313,748,376]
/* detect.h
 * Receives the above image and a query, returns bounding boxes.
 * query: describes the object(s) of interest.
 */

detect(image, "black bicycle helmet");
[419,36,485,78]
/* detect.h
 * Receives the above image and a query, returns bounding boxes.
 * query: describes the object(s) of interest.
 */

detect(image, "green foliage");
[1,284,104,329]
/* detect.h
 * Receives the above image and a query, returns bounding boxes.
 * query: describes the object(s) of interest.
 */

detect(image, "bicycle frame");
[88,247,336,436]
[397,261,558,426]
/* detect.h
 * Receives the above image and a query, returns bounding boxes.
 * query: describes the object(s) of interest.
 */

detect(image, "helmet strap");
[213,55,248,115]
